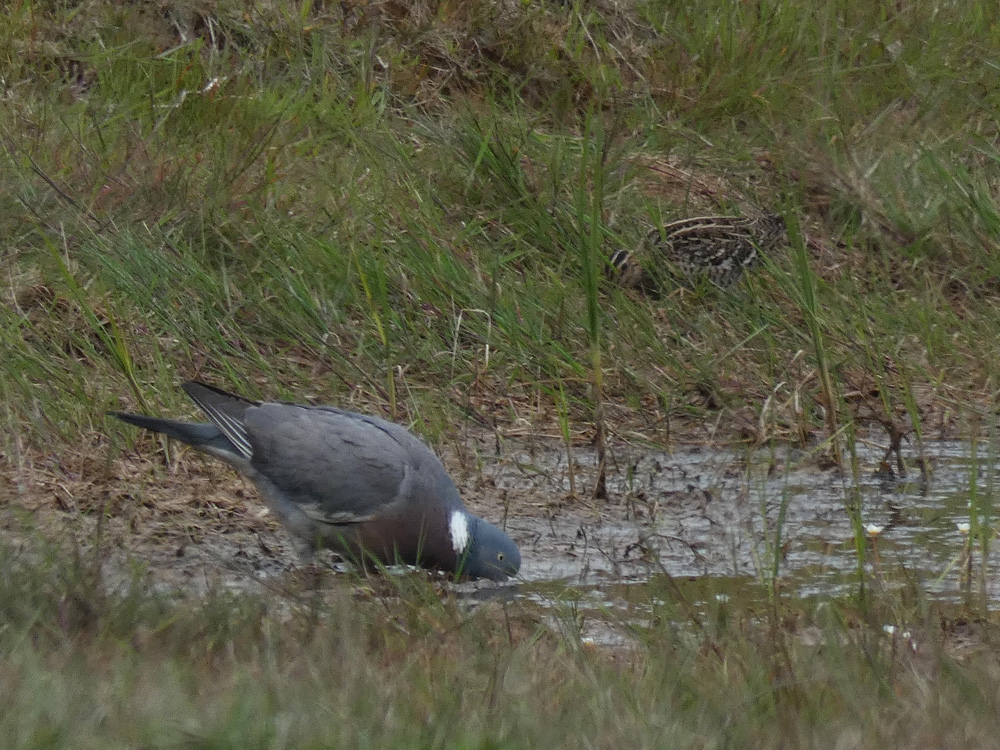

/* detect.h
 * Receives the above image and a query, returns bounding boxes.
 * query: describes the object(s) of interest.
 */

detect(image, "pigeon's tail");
[181,381,258,460]
[109,412,249,465]
[182,381,259,412]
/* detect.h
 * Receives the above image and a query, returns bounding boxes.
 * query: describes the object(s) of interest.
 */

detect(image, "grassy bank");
[4,0,1000,454]
[5,1,1000,746]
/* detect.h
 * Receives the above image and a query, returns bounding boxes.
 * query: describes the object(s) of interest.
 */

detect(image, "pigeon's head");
[448,512,521,581]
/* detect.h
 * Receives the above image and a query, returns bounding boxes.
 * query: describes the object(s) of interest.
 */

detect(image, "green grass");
[5,0,1000,451]
[2,540,1000,750]
[6,0,1000,746]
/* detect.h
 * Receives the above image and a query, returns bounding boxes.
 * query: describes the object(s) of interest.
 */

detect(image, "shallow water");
[89,435,1000,640]
[487,438,1000,613]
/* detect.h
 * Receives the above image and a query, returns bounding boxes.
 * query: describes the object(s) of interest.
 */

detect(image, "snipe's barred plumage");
[610,213,787,289]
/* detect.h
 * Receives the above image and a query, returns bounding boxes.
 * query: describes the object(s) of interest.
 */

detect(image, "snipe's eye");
[497,552,505,561]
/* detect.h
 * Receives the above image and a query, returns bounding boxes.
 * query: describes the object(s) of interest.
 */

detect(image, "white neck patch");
[449,510,471,555]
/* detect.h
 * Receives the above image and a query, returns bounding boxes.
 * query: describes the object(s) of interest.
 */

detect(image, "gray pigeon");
[110,381,520,581]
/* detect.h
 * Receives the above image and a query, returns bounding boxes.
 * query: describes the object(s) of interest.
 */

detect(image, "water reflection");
[487,439,1000,607]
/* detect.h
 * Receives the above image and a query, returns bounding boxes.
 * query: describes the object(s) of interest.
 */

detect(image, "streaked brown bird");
[610,212,787,290]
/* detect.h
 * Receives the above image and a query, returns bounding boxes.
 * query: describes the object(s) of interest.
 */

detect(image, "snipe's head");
[754,213,788,247]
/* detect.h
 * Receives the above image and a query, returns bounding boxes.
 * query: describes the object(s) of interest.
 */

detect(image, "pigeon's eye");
[497,552,504,562]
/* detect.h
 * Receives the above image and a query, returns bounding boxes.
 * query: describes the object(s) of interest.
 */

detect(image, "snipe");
[610,212,787,290]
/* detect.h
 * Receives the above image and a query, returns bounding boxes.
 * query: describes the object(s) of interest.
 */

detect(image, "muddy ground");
[2,422,987,601]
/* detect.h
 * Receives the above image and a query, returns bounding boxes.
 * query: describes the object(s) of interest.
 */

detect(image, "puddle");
[483,439,1000,612]
[446,437,1000,646]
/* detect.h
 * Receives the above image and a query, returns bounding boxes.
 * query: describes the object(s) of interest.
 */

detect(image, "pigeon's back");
[244,403,458,526]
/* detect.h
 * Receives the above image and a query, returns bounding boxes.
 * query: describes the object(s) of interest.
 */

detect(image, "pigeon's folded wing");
[244,404,429,526]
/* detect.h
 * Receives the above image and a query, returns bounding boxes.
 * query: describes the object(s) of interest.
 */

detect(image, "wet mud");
[4,435,999,622]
